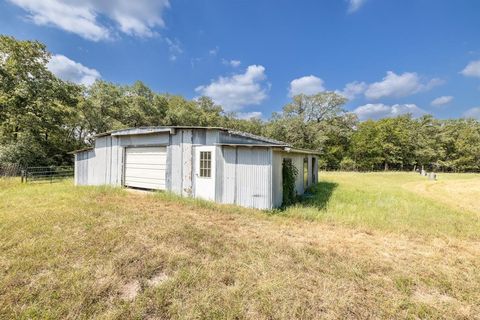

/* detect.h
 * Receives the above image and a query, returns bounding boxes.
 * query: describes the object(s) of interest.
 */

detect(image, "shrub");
[340,157,357,171]
[282,158,298,206]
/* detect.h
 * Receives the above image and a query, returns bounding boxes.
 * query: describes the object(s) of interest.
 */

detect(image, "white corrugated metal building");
[73,126,319,210]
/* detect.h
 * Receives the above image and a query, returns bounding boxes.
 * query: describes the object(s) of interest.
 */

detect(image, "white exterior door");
[124,146,166,190]
[194,146,216,201]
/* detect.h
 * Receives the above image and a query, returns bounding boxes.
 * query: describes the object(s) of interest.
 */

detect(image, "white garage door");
[124,147,166,190]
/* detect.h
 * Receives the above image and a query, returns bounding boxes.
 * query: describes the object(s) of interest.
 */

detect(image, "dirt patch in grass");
[146,272,169,287]
[120,281,141,301]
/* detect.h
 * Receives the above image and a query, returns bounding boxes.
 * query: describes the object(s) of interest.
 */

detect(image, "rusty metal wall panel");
[181,129,193,196]
[169,130,182,194]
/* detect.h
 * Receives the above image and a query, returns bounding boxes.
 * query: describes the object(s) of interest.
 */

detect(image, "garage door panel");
[125,147,166,190]
[126,147,164,154]
[126,156,166,164]
[125,163,166,170]
[125,153,166,162]
[125,170,166,179]
[125,179,165,186]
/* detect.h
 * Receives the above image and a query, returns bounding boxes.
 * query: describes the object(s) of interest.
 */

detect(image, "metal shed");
[73,126,319,210]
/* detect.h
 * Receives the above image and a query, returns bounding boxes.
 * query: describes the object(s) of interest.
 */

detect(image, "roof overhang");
[69,147,94,154]
[96,127,176,137]
[282,147,322,155]
[215,143,320,155]
[215,143,289,148]
[84,126,321,155]
[110,127,175,136]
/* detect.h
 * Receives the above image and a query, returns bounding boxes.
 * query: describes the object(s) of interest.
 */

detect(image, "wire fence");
[0,163,22,177]
[21,166,74,183]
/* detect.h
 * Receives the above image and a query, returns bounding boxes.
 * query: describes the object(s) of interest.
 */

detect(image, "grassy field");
[0,173,479,319]
[285,172,480,239]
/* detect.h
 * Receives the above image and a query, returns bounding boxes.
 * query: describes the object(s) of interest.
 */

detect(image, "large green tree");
[2,35,480,172]
[265,92,354,168]
[0,35,82,166]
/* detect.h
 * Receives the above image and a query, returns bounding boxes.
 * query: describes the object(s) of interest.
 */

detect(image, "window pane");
[199,151,212,177]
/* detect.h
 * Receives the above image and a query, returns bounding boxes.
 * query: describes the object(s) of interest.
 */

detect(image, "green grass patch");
[284,172,480,239]
[0,174,479,319]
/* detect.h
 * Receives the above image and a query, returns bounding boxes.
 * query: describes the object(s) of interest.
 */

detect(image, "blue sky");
[1,0,480,120]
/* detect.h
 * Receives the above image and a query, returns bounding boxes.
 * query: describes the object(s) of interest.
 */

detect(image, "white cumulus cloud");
[460,60,480,78]
[337,81,367,100]
[47,54,100,86]
[222,59,241,68]
[236,111,262,120]
[289,75,325,97]
[347,0,367,13]
[431,95,453,106]
[165,38,183,61]
[230,60,241,68]
[364,71,443,100]
[195,65,269,112]
[353,103,427,121]
[463,107,480,120]
[209,47,219,56]
[8,0,170,41]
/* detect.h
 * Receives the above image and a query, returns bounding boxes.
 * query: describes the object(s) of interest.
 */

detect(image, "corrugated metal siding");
[111,136,122,186]
[74,149,94,185]
[272,151,283,208]
[181,130,193,196]
[74,128,320,210]
[221,147,236,204]
[220,147,272,210]
[237,148,271,209]
[206,130,219,145]
[119,133,169,147]
[219,131,271,145]
[169,130,182,194]
[214,145,224,203]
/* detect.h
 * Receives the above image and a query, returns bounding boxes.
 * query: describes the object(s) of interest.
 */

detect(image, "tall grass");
[0,175,479,319]
[284,172,480,239]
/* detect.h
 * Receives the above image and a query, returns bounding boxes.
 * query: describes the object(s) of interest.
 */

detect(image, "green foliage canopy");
[1,35,480,172]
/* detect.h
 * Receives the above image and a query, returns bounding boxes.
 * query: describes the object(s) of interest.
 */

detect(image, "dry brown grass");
[404,177,480,215]
[0,178,479,319]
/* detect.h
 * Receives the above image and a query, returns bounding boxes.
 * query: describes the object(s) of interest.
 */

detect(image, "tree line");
[1,35,480,172]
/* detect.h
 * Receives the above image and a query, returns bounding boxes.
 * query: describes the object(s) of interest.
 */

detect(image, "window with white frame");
[199,151,212,178]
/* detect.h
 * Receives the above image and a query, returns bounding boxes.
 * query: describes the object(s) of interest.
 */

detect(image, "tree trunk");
[13,126,19,141]
[384,162,389,171]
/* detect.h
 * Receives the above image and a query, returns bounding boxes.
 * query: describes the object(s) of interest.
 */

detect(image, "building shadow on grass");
[300,181,338,210]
